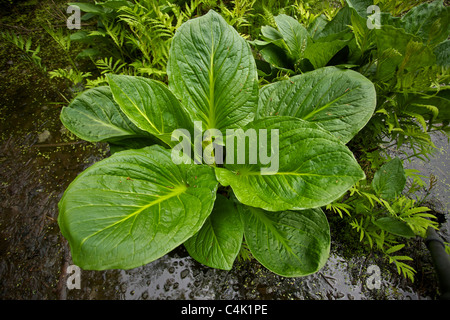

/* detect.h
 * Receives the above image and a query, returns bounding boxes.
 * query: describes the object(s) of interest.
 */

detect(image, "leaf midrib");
[114,81,162,135]
[249,207,304,265]
[64,107,137,137]
[79,186,186,248]
[208,40,216,129]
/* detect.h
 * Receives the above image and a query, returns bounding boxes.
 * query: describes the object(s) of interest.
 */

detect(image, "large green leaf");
[58,145,218,270]
[257,67,376,144]
[316,6,352,40]
[302,39,349,69]
[241,206,330,277]
[307,14,329,38]
[167,10,258,132]
[345,0,373,18]
[260,25,288,49]
[215,117,365,211]
[372,157,406,200]
[108,137,160,155]
[350,7,376,55]
[274,14,310,60]
[107,74,193,148]
[259,43,295,72]
[60,86,153,143]
[184,194,243,270]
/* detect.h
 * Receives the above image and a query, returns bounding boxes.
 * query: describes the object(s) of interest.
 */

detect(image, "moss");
[326,210,372,258]
[0,0,93,111]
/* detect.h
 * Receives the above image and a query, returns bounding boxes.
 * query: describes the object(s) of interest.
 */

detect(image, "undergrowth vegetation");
[2,0,449,284]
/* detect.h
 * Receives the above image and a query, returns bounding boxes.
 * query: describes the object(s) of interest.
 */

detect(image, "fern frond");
[49,68,92,85]
[95,57,127,75]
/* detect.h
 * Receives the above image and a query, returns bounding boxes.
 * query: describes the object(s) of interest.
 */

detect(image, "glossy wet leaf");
[302,39,349,69]
[108,136,160,154]
[260,25,286,48]
[60,86,152,143]
[274,14,309,60]
[259,43,295,72]
[107,74,193,147]
[215,117,365,211]
[184,194,243,270]
[255,14,351,72]
[257,67,376,144]
[167,10,258,132]
[241,206,330,277]
[308,15,328,37]
[58,145,218,270]
[344,0,373,18]
[372,157,406,200]
[58,9,380,277]
[316,6,352,39]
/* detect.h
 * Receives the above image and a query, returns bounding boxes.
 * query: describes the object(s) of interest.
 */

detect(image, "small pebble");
[180,269,189,279]
[335,292,345,299]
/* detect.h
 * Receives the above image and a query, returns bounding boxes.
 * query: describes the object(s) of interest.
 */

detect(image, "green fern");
[328,167,439,283]
[85,75,108,89]
[237,241,253,262]
[48,68,92,86]
[219,0,257,32]
[326,202,352,218]
[95,57,128,75]
[102,18,128,60]
[1,31,46,72]
[384,244,416,282]
[129,60,167,78]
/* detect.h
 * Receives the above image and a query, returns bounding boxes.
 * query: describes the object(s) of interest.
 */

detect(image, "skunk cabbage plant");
[58,10,376,276]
